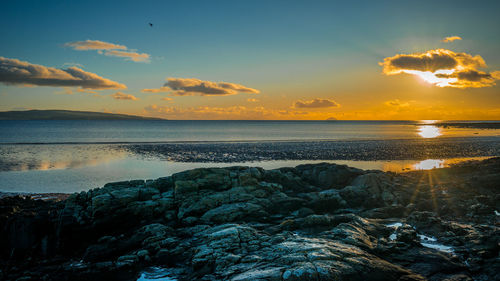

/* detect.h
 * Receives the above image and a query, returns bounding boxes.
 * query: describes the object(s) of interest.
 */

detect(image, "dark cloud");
[0,57,126,90]
[380,49,485,74]
[294,98,340,109]
[380,49,498,88]
[436,70,491,82]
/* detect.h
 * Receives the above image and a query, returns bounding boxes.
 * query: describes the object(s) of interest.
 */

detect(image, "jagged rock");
[1,160,499,281]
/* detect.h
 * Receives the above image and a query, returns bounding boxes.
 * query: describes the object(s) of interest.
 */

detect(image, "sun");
[403,69,458,87]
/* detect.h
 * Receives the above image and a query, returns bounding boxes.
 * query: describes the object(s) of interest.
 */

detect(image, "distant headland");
[0,110,165,120]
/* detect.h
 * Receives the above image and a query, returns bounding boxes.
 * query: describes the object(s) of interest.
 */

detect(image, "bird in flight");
[149,23,153,27]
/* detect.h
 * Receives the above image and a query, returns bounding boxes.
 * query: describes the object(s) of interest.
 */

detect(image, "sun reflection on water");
[418,125,442,138]
[413,159,445,170]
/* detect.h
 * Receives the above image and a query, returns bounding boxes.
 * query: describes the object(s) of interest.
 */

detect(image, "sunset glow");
[0,1,499,120]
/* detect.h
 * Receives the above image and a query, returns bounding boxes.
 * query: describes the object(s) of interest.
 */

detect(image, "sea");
[0,120,498,193]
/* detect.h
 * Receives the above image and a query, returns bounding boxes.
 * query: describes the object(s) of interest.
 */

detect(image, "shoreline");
[0,135,498,145]
[122,136,500,162]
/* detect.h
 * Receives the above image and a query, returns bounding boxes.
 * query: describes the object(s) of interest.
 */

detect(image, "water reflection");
[0,144,128,172]
[418,125,442,138]
[413,159,445,170]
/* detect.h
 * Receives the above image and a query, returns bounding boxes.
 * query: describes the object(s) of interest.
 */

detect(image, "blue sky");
[1,0,499,119]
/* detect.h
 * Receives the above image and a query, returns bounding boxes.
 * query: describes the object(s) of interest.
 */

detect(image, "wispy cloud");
[142,86,172,93]
[111,92,138,100]
[161,97,173,101]
[76,88,97,94]
[384,99,410,107]
[103,50,150,63]
[65,40,150,63]
[0,57,126,90]
[143,104,341,120]
[293,98,340,109]
[247,98,259,102]
[65,40,127,50]
[442,36,462,43]
[379,49,500,88]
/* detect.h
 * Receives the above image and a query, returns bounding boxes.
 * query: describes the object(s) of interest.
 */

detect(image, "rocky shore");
[1,158,499,280]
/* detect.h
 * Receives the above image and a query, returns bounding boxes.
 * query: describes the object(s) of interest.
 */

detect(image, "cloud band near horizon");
[294,98,340,108]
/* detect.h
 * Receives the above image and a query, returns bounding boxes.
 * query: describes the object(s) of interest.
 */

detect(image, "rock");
[201,202,268,223]
[231,267,284,281]
[2,159,500,281]
[296,163,364,189]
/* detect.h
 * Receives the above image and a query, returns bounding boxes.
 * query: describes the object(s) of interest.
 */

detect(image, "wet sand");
[435,122,500,129]
[123,136,500,163]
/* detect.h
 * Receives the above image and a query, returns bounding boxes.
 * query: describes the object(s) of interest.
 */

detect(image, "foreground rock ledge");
[0,158,499,281]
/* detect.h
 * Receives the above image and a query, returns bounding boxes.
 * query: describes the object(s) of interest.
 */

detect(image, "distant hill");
[0,110,165,120]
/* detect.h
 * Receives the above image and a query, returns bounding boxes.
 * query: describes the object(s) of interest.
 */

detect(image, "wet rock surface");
[0,158,499,280]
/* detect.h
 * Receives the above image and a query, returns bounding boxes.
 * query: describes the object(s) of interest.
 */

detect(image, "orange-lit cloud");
[247,98,259,102]
[0,57,126,90]
[76,88,97,94]
[294,98,340,109]
[141,86,172,93]
[442,36,462,43]
[164,77,260,96]
[65,40,127,50]
[103,50,150,63]
[161,97,173,101]
[65,40,150,63]
[144,104,342,120]
[380,49,499,88]
[384,99,410,107]
[112,92,138,100]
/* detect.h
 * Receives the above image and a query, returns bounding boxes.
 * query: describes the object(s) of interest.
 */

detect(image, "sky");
[0,0,499,120]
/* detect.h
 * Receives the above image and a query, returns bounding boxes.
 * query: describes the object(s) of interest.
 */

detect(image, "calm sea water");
[1,120,492,143]
[0,120,498,193]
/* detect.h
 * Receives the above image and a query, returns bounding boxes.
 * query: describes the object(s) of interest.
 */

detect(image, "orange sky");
[1,1,499,120]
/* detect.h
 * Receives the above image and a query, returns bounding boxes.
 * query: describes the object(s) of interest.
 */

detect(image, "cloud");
[442,36,462,43]
[161,97,173,101]
[247,98,259,102]
[379,49,499,88]
[142,86,172,93]
[385,99,410,107]
[112,92,138,100]
[104,50,150,63]
[143,104,342,120]
[65,40,127,50]
[293,98,340,109]
[65,39,150,63]
[76,88,97,94]
[0,57,126,90]
[164,78,260,96]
